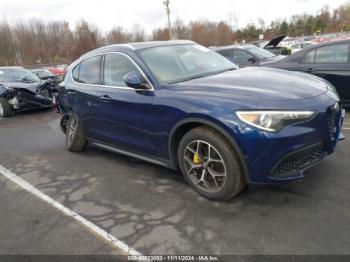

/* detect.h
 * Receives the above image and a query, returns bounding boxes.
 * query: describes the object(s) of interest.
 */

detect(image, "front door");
[96,52,156,155]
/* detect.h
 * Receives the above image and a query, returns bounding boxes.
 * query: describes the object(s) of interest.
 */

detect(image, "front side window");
[76,56,101,84]
[138,44,237,83]
[103,53,140,87]
[232,50,254,63]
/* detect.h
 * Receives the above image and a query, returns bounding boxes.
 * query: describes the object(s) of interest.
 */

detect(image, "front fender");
[168,115,249,180]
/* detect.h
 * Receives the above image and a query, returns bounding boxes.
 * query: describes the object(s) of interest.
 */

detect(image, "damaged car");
[0,66,58,118]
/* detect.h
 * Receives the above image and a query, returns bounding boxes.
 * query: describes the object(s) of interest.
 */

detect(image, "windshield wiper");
[169,68,237,84]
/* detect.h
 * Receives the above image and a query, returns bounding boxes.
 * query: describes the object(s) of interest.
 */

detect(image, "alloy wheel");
[68,117,77,143]
[0,102,4,117]
[183,140,227,193]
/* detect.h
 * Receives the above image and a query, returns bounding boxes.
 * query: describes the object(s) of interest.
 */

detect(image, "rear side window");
[76,56,101,84]
[103,53,141,87]
[315,44,349,64]
[301,44,349,64]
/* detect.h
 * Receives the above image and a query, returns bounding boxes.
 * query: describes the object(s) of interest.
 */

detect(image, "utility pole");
[163,0,173,40]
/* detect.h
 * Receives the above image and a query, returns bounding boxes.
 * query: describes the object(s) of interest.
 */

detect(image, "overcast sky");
[0,0,348,34]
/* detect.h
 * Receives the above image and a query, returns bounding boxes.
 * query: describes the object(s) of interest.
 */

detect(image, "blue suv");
[56,40,345,200]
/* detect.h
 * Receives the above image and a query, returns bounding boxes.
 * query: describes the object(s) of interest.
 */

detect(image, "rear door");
[96,52,156,155]
[298,43,350,103]
[68,55,102,138]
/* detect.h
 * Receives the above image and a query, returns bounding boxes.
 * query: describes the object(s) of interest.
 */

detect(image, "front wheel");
[0,97,14,118]
[178,126,245,201]
[66,113,87,152]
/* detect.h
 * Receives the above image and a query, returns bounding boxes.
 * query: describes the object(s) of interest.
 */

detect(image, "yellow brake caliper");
[193,152,201,164]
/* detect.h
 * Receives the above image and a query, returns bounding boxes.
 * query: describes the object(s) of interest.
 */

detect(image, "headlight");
[236,110,315,132]
[1,85,14,91]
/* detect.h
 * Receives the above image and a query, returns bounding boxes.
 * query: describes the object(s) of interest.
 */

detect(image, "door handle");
[306,68,315,73]
[99,95,112,101]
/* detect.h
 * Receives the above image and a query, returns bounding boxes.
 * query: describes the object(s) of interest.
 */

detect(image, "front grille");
[327,109,337,139]
[270,144,324,179]
[327,103,340,142]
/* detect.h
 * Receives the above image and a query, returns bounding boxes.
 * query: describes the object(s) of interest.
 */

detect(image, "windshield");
[246,46,275,59]
[0,68,40,83]
[137,44,238,84]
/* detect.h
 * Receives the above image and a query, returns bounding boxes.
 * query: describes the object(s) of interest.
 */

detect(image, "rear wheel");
[178,126,245,201]
[66,113,87,152]
[0,97,14,118]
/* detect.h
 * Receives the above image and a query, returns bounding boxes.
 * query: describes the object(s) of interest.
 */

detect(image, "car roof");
[0,66,24,70]
[309,39,350,48]
[81,40,195,58]
[212,45,256,51]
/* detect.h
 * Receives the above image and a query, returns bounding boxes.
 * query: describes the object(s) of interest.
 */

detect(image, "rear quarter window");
[72,64,79,81]
[75,55,101,84]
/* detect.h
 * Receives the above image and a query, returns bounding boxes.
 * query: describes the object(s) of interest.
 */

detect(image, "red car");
[47,67,65,76]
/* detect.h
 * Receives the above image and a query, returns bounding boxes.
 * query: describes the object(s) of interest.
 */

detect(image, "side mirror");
[248,57,257,63]
[123,71,149,89]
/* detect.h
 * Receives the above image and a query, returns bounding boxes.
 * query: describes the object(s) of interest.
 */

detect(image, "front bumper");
[231,99,345,184]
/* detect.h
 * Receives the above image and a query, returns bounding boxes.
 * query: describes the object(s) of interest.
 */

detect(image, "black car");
[262,40,350,107]
[0,67,57,117]
[213,45,285,68]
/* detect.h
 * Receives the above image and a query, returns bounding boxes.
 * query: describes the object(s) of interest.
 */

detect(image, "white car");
[289,42,313,54]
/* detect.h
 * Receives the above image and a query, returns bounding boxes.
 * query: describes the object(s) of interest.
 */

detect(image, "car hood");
[264,35,286,48]
[1,82,40,93]
[176,67,328,101]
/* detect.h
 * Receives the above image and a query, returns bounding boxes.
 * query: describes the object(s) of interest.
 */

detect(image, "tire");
[178,126,245,201]
[0,97,14,118]
[66,113,87,152]
[60,115,69,134]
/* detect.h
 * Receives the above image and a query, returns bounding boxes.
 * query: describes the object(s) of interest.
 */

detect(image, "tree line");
[0,1,349,66]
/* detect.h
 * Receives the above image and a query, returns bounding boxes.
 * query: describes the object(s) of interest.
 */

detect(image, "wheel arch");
[168,117,248,180]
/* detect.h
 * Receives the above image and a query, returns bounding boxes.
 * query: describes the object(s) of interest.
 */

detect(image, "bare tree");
[0,19,16,65]
[228,12,239,31]
[106,26,131,44]
[257,17,266,32]
[131,24,145,42]
[163,0,172,39]
[173,18,190,39]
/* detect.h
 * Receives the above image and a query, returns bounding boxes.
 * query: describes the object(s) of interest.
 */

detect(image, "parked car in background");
[288,42,314,54]
[213,45,285,68]
[55,40,344,201]
[262,40,350,107]
[48,67,66,76]
[32,69,57,80]
[250,35,286,55]
[0,67,57,117]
